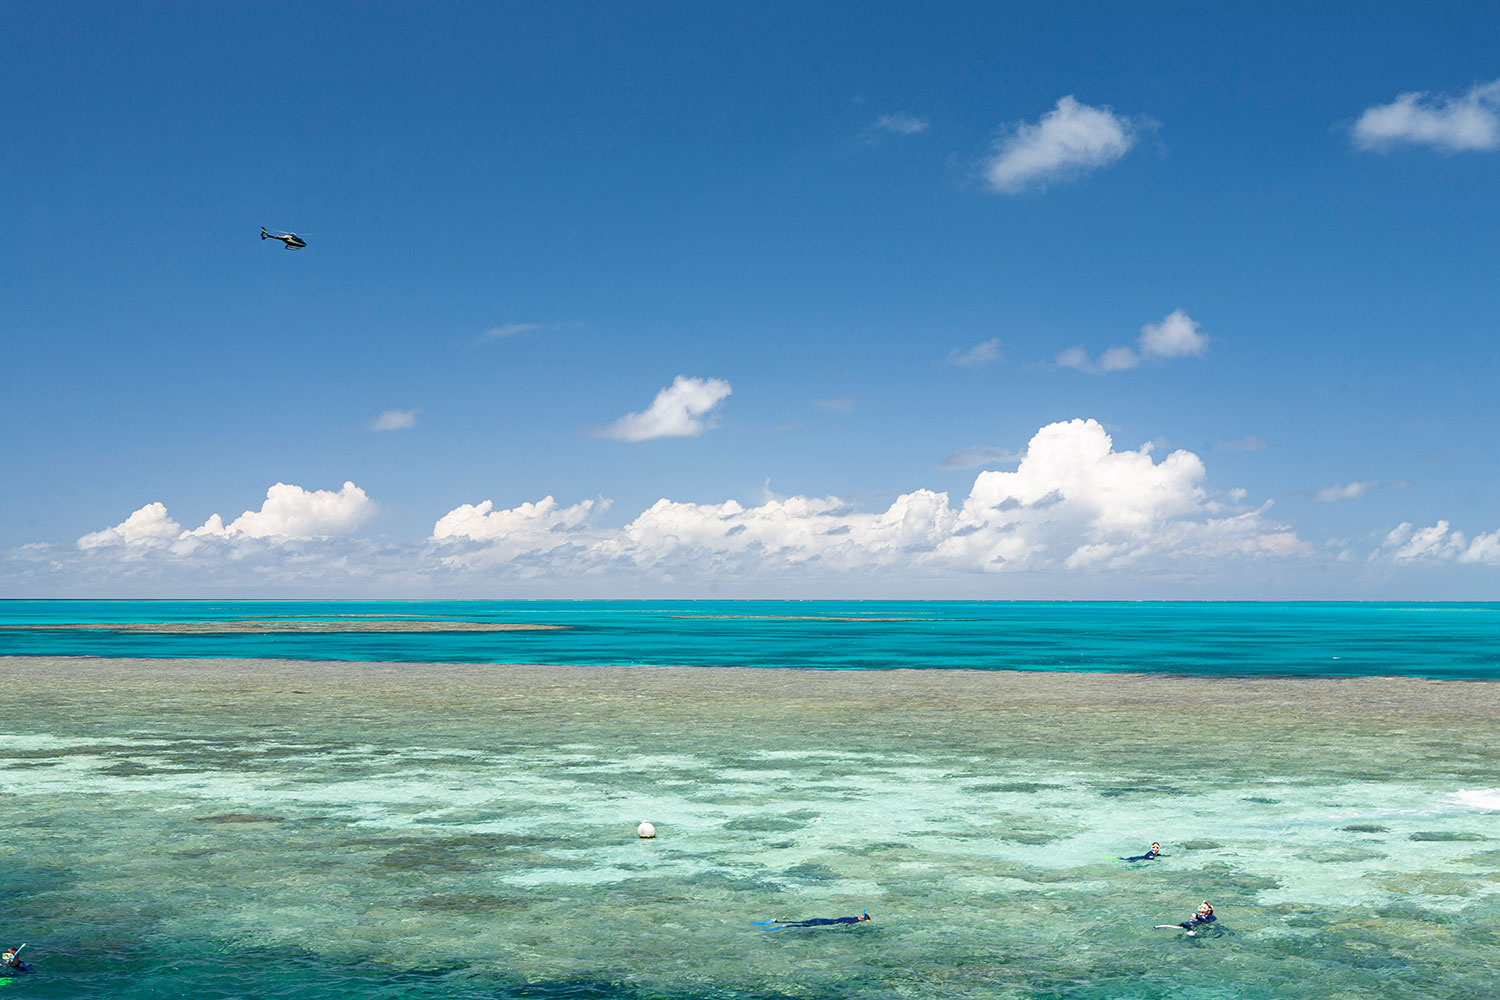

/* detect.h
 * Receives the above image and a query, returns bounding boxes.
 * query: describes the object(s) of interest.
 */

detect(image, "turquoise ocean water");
[2,600,1499,678]
[1,602,1498,999]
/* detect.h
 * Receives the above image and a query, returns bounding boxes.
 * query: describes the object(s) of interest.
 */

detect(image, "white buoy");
[637,821,657,839]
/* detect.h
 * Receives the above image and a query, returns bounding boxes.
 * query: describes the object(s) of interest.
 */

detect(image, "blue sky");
[4,1,1500,597]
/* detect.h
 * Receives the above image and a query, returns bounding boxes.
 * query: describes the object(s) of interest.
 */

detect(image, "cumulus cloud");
[432,496,600,543]
[1353,80,1500,152]
[435,418,1302,578]
[56,422,1311,592]
[77,482,374,553]
[985,96,1141,193]
[1138,310,1210,359]
[872,112,929,135]
[430,496,606,565]
[947,338,1003,366]
[1465,531,1500,564]
[213,482,373,539]
[1374,521,1500,564]
[597,491,960,575]
[1058,309,1208,373]
[370,408,419,431]
[77,502,183,549]
[599,376,732,441]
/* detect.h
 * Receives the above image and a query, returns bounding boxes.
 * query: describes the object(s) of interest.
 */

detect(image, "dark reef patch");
[192,813,285,824]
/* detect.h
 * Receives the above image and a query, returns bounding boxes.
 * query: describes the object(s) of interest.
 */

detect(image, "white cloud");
[1374,520,1500,564]
[985,96,1140,193]
[947,338,1003,366]
[213,482,373,539]
[432,496,599,543]
[77,502,182,549]
[56,422,1312,591]
[1096,345,1141,372]
[436,418,1302,579]
[78,482,375,553]
[431,496,607,568]
[1376,521,1465,562]
[1464,531,1500,565]
[370,408,419,431]
[1055,345,1092,371]
[937,446,1022,471]
[1058,309,1208,374]
[1316,481,1375,503]
[599,375,732,441]
[598,490,960,574]
[873,112,929,135]
[1138,310,1209,359]
[1353,80,1500,152]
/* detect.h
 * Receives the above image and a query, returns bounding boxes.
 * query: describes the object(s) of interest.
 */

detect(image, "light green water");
[1,657,1497,1000]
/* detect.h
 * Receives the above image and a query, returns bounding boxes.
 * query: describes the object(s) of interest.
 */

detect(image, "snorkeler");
[755,911,870,931]
[1123,842,1162,862]
[1,945,31,973]
[1182,901,1215,927]
[1155,902,1215,933]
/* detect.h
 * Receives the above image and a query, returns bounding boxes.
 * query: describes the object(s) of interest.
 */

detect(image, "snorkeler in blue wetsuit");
[756,911,870,931]
[1154,902,1216,933]
[1180,902,1215,928]
[1123,842,1162,862]
[1,945,31,974]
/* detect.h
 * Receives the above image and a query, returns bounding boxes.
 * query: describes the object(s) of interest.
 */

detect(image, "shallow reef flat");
[1,656,1497,1000]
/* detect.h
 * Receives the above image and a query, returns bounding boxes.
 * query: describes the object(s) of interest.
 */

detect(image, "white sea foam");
[1450,788,1500,810]
[0,732,173,750]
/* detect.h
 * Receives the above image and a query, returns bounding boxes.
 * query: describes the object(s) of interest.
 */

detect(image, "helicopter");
[261,227,308,250]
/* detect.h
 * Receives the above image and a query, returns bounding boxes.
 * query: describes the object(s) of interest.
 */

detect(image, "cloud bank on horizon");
[26,418,1318,593]
[17,409,1499,595]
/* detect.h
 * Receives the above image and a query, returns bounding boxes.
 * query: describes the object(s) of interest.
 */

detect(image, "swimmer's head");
[860,910,871,921]
[1198,902,1213,915]
[1151,843,1161,851]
